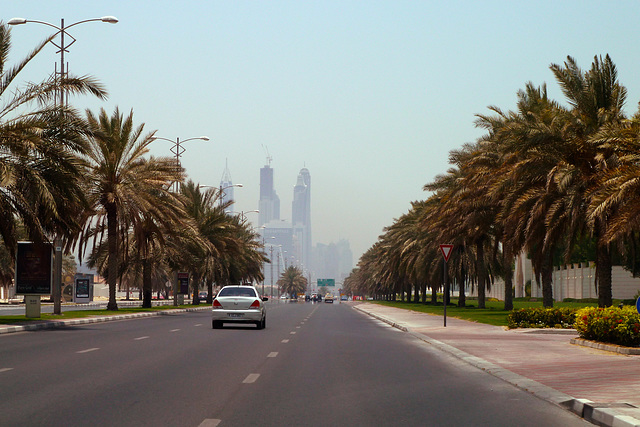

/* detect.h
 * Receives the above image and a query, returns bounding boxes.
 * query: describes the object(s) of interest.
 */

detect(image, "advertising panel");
[15,242,53,295]
[177,272,189,294]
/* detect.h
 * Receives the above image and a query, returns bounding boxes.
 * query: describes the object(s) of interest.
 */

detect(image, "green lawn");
[0,304,208,325]
[372,298,601,327]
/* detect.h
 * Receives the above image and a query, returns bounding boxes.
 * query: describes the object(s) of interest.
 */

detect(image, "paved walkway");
[353,302,640,427]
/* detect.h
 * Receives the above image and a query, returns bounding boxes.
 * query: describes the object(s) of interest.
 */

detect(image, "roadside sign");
[15,242,53,295]
[439,244,453,263]
[317,279,335,287]
[636,296,640,314]
[177,272,189,294]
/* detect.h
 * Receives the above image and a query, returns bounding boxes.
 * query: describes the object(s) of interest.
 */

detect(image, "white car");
[212,285,268,329]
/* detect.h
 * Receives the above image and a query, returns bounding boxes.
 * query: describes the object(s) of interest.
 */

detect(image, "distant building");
[292,168,311,270]
[219,159,235,207]
[312,239,353,289]
[259,159,280,227]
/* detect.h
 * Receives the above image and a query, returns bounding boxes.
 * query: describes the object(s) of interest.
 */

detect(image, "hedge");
[574,306,640,347]
[507,307,577,329]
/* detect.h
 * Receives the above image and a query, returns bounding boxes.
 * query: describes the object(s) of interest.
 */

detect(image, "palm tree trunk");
[431,284,437,304]
[541,252,554,308]
[476,241,486,309]
[142,257,152,308]
[596,244,613,307]
[106,205,118,311]
[503,255,514,311]
[458,265,467,307]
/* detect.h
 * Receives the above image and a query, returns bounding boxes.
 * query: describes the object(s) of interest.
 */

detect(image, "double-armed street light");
[152,136,210,192]
[9,15,118,316]
[8,16,118,107]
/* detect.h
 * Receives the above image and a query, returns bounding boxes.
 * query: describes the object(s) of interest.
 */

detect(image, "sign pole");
[443,259,447,327]
[439,244,453,328]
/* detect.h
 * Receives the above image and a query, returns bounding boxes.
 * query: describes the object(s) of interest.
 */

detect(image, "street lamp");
[8,16,118,107]
[152,136,210,192]
[9,15,117,316]
[218,183,243,207]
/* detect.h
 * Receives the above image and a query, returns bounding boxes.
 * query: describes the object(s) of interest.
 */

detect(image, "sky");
[5,1,640,264]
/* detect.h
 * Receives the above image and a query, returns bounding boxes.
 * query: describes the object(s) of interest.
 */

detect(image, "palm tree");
[80,107,179,310]
[278,265,307,298]
[0,22,107,252]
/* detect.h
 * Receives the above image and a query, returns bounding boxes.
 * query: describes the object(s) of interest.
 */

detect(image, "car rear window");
[218,287,257,297]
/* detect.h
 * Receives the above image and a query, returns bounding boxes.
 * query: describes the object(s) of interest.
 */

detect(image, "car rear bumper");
[212,309,264,323]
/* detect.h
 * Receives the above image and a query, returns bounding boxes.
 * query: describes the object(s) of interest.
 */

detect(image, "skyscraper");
[292,167,311,270]
[258,157,280,227]
[219,159,235,207]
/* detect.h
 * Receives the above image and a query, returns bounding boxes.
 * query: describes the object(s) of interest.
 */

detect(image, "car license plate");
[228,313,244,318]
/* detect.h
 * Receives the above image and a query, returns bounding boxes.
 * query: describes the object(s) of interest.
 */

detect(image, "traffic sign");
[439,244,453,262]
[636,296,640,314]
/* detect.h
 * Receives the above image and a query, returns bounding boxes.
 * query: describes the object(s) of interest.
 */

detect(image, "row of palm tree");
[0,23,266,310]
[345,54,640,309]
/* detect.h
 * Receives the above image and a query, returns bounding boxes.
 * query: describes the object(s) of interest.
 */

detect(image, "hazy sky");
[5,1,640,263]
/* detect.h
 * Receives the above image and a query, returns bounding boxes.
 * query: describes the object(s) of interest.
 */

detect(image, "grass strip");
[372,298,599,327]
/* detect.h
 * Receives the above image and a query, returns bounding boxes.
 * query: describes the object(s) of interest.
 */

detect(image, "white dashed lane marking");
[134,336,149,341]
[281,339,289,343]
[198,419,221,427]
[268,352,278,358]
[243,374,260,383]
[76,348,100,354]
[170,329,180,332]
[0,368,13,373]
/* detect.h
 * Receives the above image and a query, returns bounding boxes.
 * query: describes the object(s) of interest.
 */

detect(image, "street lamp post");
[9,16,118,108]
[152,136,209,192]
[218,184,243,207]
[9,15,118,316]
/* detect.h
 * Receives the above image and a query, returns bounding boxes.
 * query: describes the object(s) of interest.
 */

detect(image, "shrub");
[507,307,578,329]
[574,306,640,347]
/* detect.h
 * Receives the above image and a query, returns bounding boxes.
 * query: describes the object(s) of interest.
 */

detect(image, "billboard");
[317,279,335,287]
[15,242,53,295]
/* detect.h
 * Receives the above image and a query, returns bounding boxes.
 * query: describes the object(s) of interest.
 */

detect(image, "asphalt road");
[0,301,589,426]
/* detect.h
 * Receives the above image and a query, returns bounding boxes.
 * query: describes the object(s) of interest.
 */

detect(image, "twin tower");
[256,161,311,277]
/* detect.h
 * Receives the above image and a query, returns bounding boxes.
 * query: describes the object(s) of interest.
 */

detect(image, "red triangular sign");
[440,244,453,262]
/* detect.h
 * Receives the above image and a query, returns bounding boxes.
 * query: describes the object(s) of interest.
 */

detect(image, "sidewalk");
[353,302,640,427]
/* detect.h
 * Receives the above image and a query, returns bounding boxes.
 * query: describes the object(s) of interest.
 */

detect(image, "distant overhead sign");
[439,244,454,263]
[317,279,335,287]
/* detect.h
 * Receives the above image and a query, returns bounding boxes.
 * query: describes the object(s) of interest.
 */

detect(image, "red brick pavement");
[357,303,640,408]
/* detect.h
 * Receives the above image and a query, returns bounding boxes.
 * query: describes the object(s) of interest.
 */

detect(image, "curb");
[570,338,640,355]
[352,305,640,427]
[0,306,211,335]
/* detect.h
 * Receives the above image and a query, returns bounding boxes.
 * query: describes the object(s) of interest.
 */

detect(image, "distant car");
[324,294,333,303]
[280,295,287,300]
[198,291,208,301]
[211,285,268,329]
[340,295,348,301]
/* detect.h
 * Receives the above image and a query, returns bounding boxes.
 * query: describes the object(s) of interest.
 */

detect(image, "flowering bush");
[507,307,577,329]
[574,306,640,347]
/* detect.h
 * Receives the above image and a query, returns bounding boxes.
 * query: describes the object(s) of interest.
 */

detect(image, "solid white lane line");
[198,419,221,427]
[243,373,260,383]
[281,339,289,343]
[76,348,100,354]
[170,329,181,332]
[268,352,278,358]
[0,368,13,373]
[134,336,149,341]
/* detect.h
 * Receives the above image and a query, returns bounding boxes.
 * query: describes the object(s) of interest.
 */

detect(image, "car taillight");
[212,299,222,309]
[250,299,261,308]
